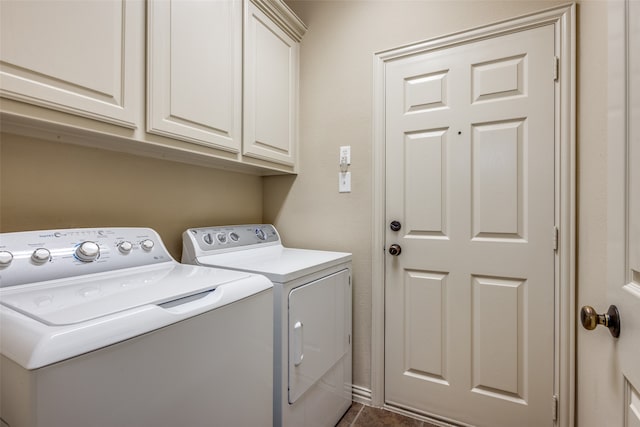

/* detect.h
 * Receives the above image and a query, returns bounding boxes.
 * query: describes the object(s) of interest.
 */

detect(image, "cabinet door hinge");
[553,226,559,252]
[554,56,559,81]
[552,395,558,421]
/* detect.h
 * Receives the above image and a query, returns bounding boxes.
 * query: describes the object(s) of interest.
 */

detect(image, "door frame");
[608,0,636,423]
[371,4,576,426]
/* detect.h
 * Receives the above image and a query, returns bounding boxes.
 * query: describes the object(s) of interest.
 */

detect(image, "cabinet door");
[244,1,299,167]
[0,0,141,128]
[147,0,242,152]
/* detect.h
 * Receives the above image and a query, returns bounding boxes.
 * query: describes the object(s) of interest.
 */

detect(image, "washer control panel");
[187,224,280,253]
[0,228,172,288]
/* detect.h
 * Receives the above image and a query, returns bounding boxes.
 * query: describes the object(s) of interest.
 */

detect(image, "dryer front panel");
[288,268,351,404]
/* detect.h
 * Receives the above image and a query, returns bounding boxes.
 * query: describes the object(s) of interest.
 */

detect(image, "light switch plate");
[339,146,351,165]
[339,172,351,193]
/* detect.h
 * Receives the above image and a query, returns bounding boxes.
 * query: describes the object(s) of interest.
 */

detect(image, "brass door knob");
[580,305,620,338]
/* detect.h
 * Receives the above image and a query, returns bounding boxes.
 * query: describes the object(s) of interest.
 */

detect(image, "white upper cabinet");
[147,0,242,152]
[0,0,305,174]
[0,0,142,128]
[243,0,305,167]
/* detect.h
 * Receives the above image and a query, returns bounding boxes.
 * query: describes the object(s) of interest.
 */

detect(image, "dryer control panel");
[0,228,173,288]
[186,224,280,253]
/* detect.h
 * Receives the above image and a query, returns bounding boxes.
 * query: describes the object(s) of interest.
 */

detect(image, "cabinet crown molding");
[250,0,307,42]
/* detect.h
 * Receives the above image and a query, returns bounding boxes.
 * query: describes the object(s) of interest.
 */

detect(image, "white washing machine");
[182,224,352,427]
[0,227,273,427]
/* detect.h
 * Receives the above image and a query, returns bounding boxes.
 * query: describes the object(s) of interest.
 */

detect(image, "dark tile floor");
[336,403,440,427]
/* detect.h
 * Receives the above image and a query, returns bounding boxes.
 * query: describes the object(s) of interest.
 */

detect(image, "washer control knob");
[141,239,154,251]
[0,251,14,266]
[203,233,213,245]
[229,232,239,242]
[118,241,133,254]
[76,241,100,262]
[255,228,266,241]
[31,248,51,264]
[216,232,227,244]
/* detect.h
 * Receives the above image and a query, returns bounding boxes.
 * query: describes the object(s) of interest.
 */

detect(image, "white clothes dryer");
[0,227,273,427]
[182,224,352,427]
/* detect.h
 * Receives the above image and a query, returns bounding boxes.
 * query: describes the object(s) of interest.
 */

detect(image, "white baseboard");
[349,387,464,427]
[351,384,372,406]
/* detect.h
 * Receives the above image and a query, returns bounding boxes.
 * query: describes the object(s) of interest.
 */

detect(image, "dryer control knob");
[31,248,51,264]
[141,239,155,251]
[76,241,100,262]
[118,241,133,254]
[0,251,14,266]
[255,228,266,241]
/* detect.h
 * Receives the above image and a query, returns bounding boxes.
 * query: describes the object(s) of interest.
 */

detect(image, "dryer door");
[288,269,351,404]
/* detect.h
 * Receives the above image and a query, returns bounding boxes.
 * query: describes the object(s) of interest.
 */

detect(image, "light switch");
[339,172,351,193]
[339,146,351,165]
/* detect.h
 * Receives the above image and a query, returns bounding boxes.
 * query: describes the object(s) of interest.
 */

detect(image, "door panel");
[472,120,525,239]
[405,131,447,236]
[472,55,525,102]
[404,270,447,382]
[385,24,555,426]
[471,275,526,402]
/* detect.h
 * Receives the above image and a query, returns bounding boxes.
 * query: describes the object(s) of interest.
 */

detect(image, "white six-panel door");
[384,24,556,427]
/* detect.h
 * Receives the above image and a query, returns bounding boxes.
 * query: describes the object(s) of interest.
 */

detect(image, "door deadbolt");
[580,305,620,338]
[388,244,402,256]
[390,221,401,232]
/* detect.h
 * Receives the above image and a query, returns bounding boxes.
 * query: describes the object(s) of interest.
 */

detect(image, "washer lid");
[195,245,352,283]
[0,263,253,326]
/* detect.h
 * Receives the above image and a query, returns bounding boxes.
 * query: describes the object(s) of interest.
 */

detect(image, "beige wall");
[0,133,263,259]
[267,0,612,424]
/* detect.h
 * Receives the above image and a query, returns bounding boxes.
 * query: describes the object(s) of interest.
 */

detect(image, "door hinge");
[552,395,558,421]
[553,226,559,252]
[553,56,559,81]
